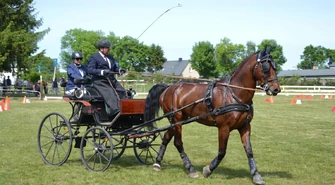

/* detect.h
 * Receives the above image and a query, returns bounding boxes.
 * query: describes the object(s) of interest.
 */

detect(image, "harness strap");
[243,101,253,125]
[204,80,217,124]
[213,103,250,116]
[134,102,252,138]
[223,76,231,106]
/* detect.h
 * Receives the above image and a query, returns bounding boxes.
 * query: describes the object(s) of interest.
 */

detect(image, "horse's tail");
[144,83,169,128]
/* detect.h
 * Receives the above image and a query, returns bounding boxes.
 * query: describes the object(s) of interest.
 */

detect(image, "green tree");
[113,36,166,72]
[60,28,105,68]
[257,39,286,71]
[60,30,164,73]
[146,44,166,73]
[190,41,218,78]
[0,0,49,73]
[245,41,256,57]
[28,52,54,73]
[326,49,335,65]
[297,45,328,69]
[112,36,148,72]
[215,37,245,75]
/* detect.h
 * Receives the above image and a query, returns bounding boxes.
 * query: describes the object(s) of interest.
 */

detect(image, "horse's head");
[253,47,281,96]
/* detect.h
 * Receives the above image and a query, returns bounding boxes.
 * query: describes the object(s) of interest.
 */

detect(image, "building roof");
[278,68,335,77]
[160,58,189,76]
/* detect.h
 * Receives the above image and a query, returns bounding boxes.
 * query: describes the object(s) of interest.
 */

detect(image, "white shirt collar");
[99,51,106,58]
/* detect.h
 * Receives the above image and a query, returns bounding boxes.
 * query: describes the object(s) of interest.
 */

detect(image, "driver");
[87,39,127,117]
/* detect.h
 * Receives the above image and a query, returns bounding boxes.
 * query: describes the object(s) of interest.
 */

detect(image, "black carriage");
[37,78,162,172]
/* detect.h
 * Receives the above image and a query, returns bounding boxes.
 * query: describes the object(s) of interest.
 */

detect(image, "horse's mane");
[217,51,259,81]
[230,51,259,76]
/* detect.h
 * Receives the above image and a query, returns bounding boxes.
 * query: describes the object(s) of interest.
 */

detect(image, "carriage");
[37,78,162,172]
[37,47,280,184]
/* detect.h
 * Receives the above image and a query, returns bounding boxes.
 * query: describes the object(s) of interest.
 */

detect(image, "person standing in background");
[52,78,59,95]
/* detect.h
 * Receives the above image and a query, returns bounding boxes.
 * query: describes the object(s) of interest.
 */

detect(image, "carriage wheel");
[80,127,113,172]
[110,134,127,160]
[133,129,161,164]
[104,127,127,160]
[37,112,73,166]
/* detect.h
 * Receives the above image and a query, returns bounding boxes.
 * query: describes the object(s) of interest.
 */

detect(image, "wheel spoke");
[44,141,55,158]
[40,135,54,140]
[40,139,54,148]
[42,124,54,136]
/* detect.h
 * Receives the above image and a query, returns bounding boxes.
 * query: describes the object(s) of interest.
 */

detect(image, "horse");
[143,47,281,184]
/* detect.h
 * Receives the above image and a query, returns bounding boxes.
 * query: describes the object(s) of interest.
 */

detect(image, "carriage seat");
[62,78,104,102]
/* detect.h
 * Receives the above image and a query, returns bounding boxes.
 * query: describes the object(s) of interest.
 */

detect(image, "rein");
[216,82,264,91]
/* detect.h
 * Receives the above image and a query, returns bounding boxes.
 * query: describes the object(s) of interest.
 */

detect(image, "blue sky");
[34,0,335,70]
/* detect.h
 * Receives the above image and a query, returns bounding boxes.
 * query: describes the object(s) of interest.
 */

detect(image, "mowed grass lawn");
[0,95,334,185]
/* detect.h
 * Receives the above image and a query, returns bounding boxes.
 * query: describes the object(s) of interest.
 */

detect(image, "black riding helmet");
[71,51,83,59]
[97,40,111,49]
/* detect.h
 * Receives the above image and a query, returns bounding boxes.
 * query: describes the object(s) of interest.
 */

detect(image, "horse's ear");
[262,46,267,56]
[266,47,271,55]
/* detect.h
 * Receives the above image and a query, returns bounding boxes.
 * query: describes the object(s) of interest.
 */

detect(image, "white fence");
[276,85,335,95]
[35,85,335,100]
[135,85,335,96]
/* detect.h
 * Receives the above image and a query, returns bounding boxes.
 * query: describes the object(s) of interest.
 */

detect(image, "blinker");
[261,58,276,72]
[261,62,270,72]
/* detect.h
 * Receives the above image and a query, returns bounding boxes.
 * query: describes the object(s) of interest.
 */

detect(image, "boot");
[70,103,81,122]
[69,113,79,122]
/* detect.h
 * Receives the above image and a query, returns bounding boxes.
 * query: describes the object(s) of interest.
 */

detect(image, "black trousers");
[93,78,127,115]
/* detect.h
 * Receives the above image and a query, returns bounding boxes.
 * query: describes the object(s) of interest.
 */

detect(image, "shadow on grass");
[65,155,158,168]
[212,167,293,179]
[62,154,292,180]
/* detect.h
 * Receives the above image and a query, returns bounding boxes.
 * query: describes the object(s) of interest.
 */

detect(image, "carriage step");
[99,121,113,126]
[99,113,121,126]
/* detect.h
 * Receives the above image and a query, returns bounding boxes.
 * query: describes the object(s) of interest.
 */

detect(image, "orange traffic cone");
[3,96,10,111]
[332,106,335,112]
[329,95,333,100]
[265,98,270,103]
[22,96,27,104]
[291,97,296,104]
[320,95,324,99]
[0,100,3,112]
[270,96,274,103]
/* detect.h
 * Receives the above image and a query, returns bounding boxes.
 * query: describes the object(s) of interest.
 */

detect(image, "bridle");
[253,53,278,91]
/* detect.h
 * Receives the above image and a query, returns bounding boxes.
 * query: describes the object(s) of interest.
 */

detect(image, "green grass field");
[0,95,334,185]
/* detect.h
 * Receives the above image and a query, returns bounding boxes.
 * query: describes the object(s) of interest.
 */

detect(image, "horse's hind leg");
[153,128,174,171]
[173,124,199,178]
[238,123,265,185]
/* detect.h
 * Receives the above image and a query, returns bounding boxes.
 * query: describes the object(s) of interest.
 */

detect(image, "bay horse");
[143,47,280,184]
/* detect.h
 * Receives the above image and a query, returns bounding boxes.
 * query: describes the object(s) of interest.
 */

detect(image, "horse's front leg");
[203,126,230,178]
[173,125,199,178]
[153,128,174,171]
[239,123,265,185]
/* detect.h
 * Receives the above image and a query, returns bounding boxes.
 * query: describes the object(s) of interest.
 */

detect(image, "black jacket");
[87,52,120,80]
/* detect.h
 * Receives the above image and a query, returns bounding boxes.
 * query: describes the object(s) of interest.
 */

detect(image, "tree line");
[1,0,334,81]
[59,29,167,73]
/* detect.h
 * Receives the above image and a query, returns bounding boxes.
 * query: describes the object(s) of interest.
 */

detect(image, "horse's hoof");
[202,165,212,178]
[153,163,161,171]
[189,172,199,178]
[253,173,265,185]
